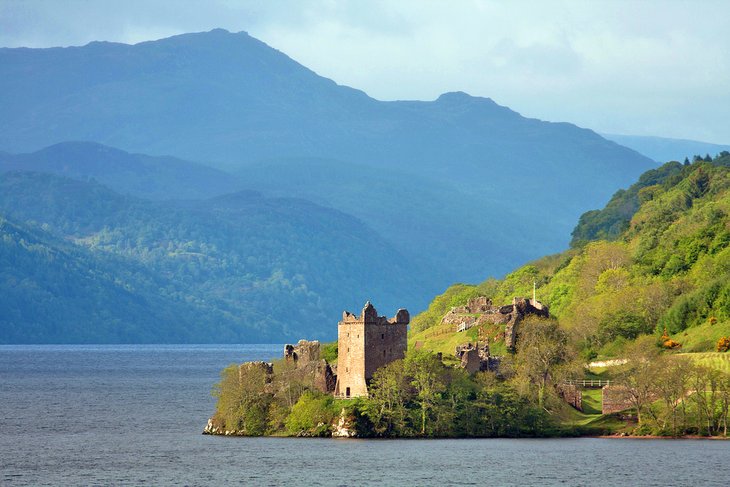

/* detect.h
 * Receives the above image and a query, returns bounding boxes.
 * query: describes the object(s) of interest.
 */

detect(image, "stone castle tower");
[334,301,409,398]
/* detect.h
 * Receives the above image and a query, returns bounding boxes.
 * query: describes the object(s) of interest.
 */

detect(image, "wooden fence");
[563,379,613,388]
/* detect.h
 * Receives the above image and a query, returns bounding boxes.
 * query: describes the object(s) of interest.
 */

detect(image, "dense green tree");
[404,350,449,435]
[513,317,571,410]
[364,359,413,436]
[613,336,663,426]
[598,310,652,342]
[212,363,271,435]
[285,391,337,436]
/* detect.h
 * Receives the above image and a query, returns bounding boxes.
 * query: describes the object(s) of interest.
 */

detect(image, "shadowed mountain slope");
[0,171,426,343]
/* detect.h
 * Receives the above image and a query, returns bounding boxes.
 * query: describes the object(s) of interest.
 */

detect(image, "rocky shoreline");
[203,411,359,438]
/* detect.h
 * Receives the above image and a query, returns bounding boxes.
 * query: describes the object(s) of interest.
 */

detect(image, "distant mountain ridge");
[603,133,730,164]
[0,29,651,177]
[0,141,240,200]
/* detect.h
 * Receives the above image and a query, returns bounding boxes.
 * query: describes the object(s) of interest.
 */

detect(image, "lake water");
[1,345,728,486]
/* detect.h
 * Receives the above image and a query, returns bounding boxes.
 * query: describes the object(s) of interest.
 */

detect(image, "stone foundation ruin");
[442,296,549,349]
[454,342,500,374]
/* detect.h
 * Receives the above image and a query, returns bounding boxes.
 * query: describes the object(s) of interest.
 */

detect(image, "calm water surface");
[1,345,727,486]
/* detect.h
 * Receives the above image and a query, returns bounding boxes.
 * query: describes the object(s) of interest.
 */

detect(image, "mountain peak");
[36,141,125,157]
[208,27,232,35]
[436,91,495,105]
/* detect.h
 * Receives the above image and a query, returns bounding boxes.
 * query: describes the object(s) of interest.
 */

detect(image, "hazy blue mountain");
[0,140,587,287]
[237,157,558,280]
[603,133,730,163]
[0,29,649,176]
[0,29,662,342]
[0,141,241,200]
[0,171,427,343]
[0,29,653,205]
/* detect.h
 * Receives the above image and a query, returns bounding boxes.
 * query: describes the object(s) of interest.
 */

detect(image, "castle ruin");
[334,301,409,398]
[283,340,336,394]
[442,296,549,349]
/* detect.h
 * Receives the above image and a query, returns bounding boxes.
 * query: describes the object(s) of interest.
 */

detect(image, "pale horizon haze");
[1,0,728,144]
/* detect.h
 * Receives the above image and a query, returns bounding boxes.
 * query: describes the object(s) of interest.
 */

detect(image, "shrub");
[717,336,730,353]
[212,363,271,435]
[659,328,681,349]
[598,311,652,342]
[321,341,338,362]
[285,391,336,436]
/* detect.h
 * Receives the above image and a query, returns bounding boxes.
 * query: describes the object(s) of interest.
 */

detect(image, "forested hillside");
[414,153,730,357]
[0,216,242,343]
[0,172,426,343]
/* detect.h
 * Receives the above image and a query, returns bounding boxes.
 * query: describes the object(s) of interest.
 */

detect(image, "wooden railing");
[563,379,612,388]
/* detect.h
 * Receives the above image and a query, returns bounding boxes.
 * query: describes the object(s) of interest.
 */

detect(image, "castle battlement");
[340,301,409,326]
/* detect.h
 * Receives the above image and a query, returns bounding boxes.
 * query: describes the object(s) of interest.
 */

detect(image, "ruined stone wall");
[283,340,336,394]
[460,349,482,374]
[284,339,321,363]
[450,296,493,314]
[504,297,550,349]
[444,296,549,347]
[455,342,492,373]
[557,383,582,411]
[602,385,634,414]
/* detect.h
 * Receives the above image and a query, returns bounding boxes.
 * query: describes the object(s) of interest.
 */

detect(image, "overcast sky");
[1,0,728,143]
